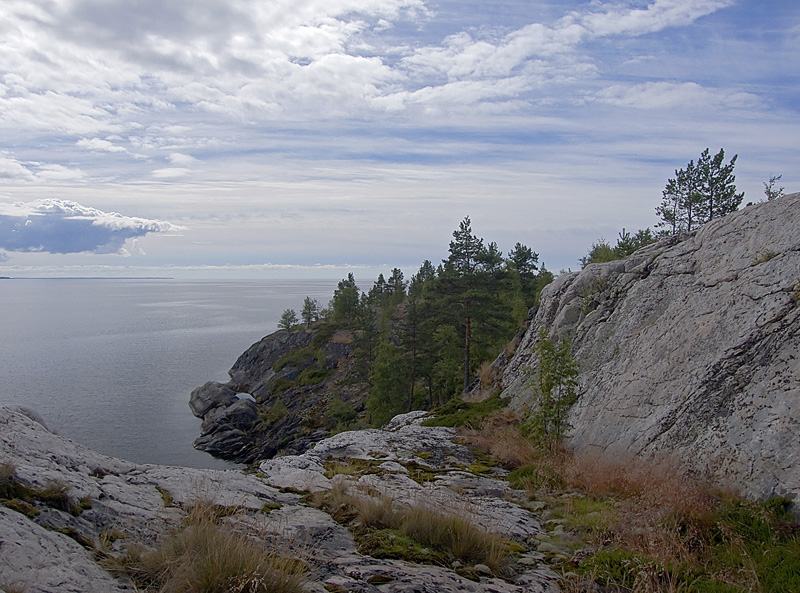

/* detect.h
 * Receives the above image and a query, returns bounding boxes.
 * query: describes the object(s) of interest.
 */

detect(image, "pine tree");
[436,217,508,390]
[656,149,743,234]
[278,309,299,331]
[697,148,744,221]
[300,297,319,328]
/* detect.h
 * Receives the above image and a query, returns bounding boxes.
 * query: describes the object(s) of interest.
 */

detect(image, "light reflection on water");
[0,278,337,468]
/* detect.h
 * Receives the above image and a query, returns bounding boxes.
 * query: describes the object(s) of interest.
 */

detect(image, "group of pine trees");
[655,147,744,234]
[581,147,783,267]
[276,146,777,424]
[280,217,553,426]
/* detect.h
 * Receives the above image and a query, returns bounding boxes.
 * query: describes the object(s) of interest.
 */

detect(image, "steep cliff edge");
[501,193,800,506]
[190,326,369,463]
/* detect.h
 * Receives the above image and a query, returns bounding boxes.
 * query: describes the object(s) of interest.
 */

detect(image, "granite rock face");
[0,407,556,593]
[189,328,369,463]
[501,193,800,507]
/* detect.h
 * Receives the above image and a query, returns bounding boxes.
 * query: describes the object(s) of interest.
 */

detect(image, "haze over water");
[0,278,337,468]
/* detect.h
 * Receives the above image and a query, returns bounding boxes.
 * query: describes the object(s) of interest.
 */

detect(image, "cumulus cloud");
[0,0,744,129]
[0,198,185,255]
[167,152,196,165]
[0,155,37,182]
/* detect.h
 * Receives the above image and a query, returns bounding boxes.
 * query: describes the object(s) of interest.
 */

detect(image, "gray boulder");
[188,380,238,416]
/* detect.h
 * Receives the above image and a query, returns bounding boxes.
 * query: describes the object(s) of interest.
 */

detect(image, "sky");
[0,0,797,280]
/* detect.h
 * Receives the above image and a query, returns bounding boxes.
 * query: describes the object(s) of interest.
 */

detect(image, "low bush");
[422,392,509,429]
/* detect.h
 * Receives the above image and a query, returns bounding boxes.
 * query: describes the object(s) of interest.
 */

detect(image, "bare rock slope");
[0,406,555,593]
[501,193,800,506]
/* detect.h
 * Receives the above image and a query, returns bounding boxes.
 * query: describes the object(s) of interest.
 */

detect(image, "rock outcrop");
[0,406,556,593]
[501,193,800,508]
[190,327,369,463]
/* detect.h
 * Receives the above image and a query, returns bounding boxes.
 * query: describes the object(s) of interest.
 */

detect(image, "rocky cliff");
[190,326,369,462]
[500,193,800,507]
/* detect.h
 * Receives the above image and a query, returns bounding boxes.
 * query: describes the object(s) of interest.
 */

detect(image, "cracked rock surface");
[0,407,556,593]
[501,193,800,507]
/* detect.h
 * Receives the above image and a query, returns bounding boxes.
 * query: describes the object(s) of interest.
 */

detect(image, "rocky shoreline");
[0,406,558,593]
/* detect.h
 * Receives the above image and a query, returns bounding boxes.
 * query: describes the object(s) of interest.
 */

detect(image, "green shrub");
[273,346,322,372]
[422,392,508,429]
[259,400,288,427]
[324,397,357,428]
[522,330,579,444]
[310,323,338,348]
[296,366,332,387]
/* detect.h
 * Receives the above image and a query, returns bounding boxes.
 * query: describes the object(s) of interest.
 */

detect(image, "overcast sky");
[0,0,797,280]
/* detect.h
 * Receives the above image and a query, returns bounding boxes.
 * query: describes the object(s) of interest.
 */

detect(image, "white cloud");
[35,164,87,181]
[0,198,185,255]
[595,81,761,110]
[0,155,85,183]
[0,155,36,182]
[77,138,129,153]
[578,0,736,37]
[167,152,196,165]
[152,167,192,178]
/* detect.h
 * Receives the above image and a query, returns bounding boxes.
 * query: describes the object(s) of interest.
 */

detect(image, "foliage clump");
[522,331,579,444]
[581,227,657,268]
[282,216,553,429]
[422,391,508,429]
[656,147,744,235]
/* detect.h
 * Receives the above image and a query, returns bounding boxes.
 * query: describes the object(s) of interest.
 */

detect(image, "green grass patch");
[422,392,509,429]
[508,463,564,492]
[1,466,83,516]
[357,527,441,564]
[311,482,515,575]
[574,496,800,593]
[296,366,332,386]
[273,346,323,373]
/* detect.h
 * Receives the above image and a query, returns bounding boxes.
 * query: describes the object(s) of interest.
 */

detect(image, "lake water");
[0,278,338,468]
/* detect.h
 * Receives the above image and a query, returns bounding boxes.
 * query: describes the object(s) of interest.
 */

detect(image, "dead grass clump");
[477,361,494,389]
[461,409,540,469]
[314,482,514,574]
[399,501,512,572]
[106,501,306,593]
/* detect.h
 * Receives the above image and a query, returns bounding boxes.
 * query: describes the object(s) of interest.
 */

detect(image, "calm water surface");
[0,279,337,468]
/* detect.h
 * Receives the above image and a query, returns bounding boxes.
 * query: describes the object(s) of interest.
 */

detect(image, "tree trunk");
[463,313,471,390]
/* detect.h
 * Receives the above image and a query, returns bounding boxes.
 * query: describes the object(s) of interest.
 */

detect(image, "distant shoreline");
[0,276,174,280]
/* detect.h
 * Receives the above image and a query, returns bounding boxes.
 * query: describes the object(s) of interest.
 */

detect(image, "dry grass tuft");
[458,410,800,592]
[314,481,514,574]
[460,408,539,469]
[105,500,306,593]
